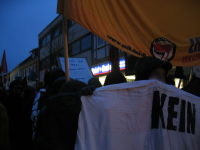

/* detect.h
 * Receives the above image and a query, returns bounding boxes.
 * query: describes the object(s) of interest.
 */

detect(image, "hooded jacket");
[3,80,32,150]
[183,77,200,97]
[33,80,92,150]
[49,68,65,87]
[50,77,66,96]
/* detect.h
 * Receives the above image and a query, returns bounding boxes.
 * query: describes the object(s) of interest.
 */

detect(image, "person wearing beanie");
[104,70,127,86]
[3,80,32,150]
[88,77,102,88]
[50,76,66,96]
[49,68,65,87]
[33,79,95,150]
[134,56,172,83]
[31,68,65,143]
[31,71,51,142]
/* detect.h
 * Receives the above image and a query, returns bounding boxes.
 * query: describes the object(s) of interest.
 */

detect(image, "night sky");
[0,0,58,72]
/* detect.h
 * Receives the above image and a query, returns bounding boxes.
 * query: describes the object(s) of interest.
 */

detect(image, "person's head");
[135,57,172,83]
[49,68,65,87]
[51,76,66,95]
[24,86,35,99]
[9,80,23,95]
[88,77,102,88]
[104,70,127,86]
[60,79,88,93]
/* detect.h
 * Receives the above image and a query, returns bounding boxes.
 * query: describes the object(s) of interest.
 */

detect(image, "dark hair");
[60,79,88,93]
[104,70,127,86]
[51,77,66,95]
[9,80,23,94]
[49,68,65,86]
[88,77,102,88]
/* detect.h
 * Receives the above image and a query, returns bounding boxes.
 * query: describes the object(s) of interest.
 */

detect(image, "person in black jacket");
[182,77,200,97]
[33,79,95,150]
[32,68,65,143]
[104,70,127,86]
[3,80,32,150]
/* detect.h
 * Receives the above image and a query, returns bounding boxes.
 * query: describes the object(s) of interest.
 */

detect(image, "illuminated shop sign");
[91,59,125,75]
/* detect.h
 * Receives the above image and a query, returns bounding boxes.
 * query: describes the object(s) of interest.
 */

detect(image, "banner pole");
[63,15,70,81]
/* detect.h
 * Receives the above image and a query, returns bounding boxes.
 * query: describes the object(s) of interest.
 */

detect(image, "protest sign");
[59,57,93,84]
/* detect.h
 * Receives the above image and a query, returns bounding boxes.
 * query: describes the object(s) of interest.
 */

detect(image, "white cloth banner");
[75,80,200,150]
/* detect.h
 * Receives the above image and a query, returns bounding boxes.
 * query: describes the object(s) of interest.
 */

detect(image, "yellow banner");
[57,0,200,66]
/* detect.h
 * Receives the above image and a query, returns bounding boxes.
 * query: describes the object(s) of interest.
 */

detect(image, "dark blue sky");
[0,0,58,72]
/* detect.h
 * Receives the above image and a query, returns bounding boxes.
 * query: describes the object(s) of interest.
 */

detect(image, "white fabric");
[75,80,200,150]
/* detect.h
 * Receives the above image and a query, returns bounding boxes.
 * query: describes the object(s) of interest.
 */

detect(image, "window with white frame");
[93,35,110,61]
[97,37,105,48]
[70,34,92,56]
[42,34,50,47]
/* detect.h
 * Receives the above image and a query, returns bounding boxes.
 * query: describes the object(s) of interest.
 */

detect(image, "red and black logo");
[150,37,176,61]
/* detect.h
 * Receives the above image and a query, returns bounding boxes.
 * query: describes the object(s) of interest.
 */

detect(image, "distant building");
[10,48,38,88]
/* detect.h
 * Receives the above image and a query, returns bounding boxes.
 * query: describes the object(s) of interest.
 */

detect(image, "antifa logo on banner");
[151,91,196,134]
[150,37,176,61]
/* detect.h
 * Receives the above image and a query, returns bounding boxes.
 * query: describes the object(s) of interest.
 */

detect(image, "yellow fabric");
[57,0,200,66]
[0,104,10,150]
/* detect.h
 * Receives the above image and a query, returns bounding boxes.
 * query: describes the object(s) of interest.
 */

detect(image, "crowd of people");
[0,56,199,150]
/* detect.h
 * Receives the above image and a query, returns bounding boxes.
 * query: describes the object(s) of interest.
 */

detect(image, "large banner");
[57,0,200,67]
[75,80,200,150]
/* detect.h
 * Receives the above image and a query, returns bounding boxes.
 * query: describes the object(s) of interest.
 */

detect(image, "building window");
[40,57,50,70]
[97,37,105,48]
[97,47,106,59]
[106,45,110,57]
[42,34,50,47]
[94,36,96,49]
[70,34,91,56]
[71,41,80,55]
[81,34,91,51]
[53,24,63,38]
[54,28,60,38]
[93,35,110,61]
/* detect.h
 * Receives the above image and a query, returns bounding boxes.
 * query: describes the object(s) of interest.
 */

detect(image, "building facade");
[38,15,179,86]
[10,48,38,88]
